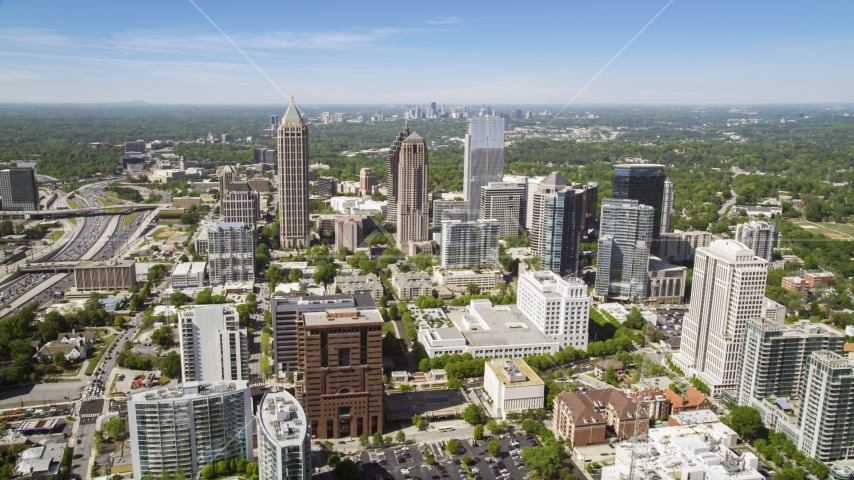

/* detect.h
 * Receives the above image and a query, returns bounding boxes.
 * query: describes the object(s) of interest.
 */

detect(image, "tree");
[473,424,484,441]
[521,444,563,478]
[485,419,508,434]
[521,419,541,434]
[446,438,461,455]
[255,244,270,270]
[358,432,369,448]
[52,352,69,369]
[488,441,500,456]
[466,282,481,295]
[373,431,383,448]
[200,466,214,480]
[289,268,303,283]
[461,404,484,426]
[624,307,645,329]
[178,253,188,262]
[103,417,125,440]
[333,459,360,480]
[395,430,406,444]
[727,406,764,439]
[413,414,425,430]
[327,454,341,468]
[169,291,187,307]
[462,455,472,466]
[150,326,174,347]
[602,366,620,386]
[215,460,228,476]
[313,262,336,286]
[160,351,181,379]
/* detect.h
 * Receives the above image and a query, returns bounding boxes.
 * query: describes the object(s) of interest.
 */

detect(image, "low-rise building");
[664,387,713,415]
[646,256,687,304]
[332,273,383,303]
[629,388,670,419]
[173,197,203,209]
[75,260,136,291]
[804,271,834,290]
[667,409,720,427]
[15,442,65,479]
[171,262,207,288]
[37,343,88,362]
[483,358,545,419]
[195,227,209,254]
[257,390,311,480]
[432,267,500,292]
[782,276,806,293]
[391,270,432,301]
[553,388,648,448]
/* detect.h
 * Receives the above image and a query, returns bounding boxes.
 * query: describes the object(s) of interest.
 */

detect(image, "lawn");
[68,218,76,225]
[152,227,179,239]
[123,212,138,228]
[49,230,65,241]
[66,198,81,209]
[84,358,99,376]
[96,197,119,206]
[793,221,854,240]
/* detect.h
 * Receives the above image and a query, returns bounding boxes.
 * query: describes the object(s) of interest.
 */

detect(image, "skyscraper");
[797,351,854,462]
[208,223,255,284]
[735,221,779,262]
[440,219,500,269]
[524,176,546,230]
[612,164,666,241]
[386,124,411,226]
[661,177,673,234]
[223,183,260,230]
[0,168,39,211]
[178,304,249,382]
[594,199,654,302]
[257,390,311,480]
[278,97,310,249]
[395,133,429,248]
[674,240,768,396]
[480,181,525,237]
[359,167,377,195]
[334,216,363,253]
[463,117,505,219]
[531,173,585,276]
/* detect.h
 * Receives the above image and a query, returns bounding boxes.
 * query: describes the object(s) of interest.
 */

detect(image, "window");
[338,348,351,367]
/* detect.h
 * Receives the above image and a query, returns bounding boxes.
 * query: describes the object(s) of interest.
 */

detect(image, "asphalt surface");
[0,273,54,307]
[0,381,86,404]
[72,399,104,480]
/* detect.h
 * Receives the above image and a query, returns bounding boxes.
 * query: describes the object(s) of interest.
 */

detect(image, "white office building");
[517,271,590,351]
[178,304,249,382]
[171,262,207,288]
[257,390,311,480]
[483,358,545,419]
[674,240,768,396]
[128,381,254,479]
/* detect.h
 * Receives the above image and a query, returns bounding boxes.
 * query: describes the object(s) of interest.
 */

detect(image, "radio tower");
[626,332,654,480]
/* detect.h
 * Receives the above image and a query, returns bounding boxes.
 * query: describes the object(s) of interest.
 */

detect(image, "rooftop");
[172,261,207,276]
[257,390,307,447]
[302,308,384,327]
[443,301,559,348]
[486,358,544,387]
[129,380,249,403]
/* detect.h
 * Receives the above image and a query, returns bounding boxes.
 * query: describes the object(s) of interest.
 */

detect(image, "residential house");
[664,387,713,414]
[37,343,88,362]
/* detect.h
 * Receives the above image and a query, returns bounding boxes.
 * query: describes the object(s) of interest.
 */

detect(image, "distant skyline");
[1,0,853,105]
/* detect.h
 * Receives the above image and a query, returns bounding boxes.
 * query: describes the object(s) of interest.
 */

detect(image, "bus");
[438,427,454,432]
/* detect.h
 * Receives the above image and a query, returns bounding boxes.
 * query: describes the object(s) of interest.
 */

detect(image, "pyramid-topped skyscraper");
[278,97,310,249]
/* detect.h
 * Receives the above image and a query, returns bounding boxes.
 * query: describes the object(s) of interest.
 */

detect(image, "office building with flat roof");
[646,256,687,304]
[178,304,248,382]
[480,181,524,237]
[594,199,654,302]
[463,117,505,219]
[0,167,39,211]
[223,183,260,230]
[440,219,500,269]
[75,260,136,291]
[517,270,590,351]
[612,163,666,242]
[278,98,310,249]
[432,200,468,225]
[297,309,384,439]
[333,215,363,253]
[208,223,255,284]
[128,381,254,479]
[257,390,311,480]
[483,358,545,419]
[171,261,207,288]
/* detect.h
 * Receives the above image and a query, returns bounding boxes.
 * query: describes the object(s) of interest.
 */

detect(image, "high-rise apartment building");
[218,165,236,201]
[223,183,260,230]
[297,308,384,439]
[0,168,39,211]
[594,199,654,302]
[480,181,525,237]
[612,164,666,242]
[257,390,311,480]
[440,219,500,269]
[463,117,505,219]
[531,173,568,260]
[530,173,587,276]
[738,319,845,406]
[270,294,376,377]
[386,124,411,227]
[661,177,673,234]
[797,351,854,462]
[178,304,249,382]
[433,200,468,225]
[517,271,590,350]
[278,98,310,249]
[359,168,378,196]
[334,216,363,253]
[395,133,429,248]
[675,240,768,395]
[524,176,545,230]
[208,223,255,284]
[735,221,779,262]
[128,381,254,479]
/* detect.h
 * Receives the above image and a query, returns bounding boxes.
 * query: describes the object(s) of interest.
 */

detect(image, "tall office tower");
[178,304,249,382]
[612,164,666,242]
[386,124,411,226]
[359,168,378,195]
[480,181,525,237]
[219,165,237,202]
[515,109,522,119]
[125,140,146,153]
[575,181,599,226]
[440,219,500,269]
[735,221,779,262]
[737,319,844,407]
[433,200,468,225]
[797,351,854,462]
[395,133,429,248]
[223,183,260,230]
[270,294,375,377]
[278,97,310,249]
[524,176,546,230]
[531,173,585,276]
[128,381,254,480]
[594,199,654,302]
[517,271,590,350]
[661,177,673,234]
[297,308,384,439]
[463,117,505,219]
[208,223,255,284]
[674,240,768,396]
[270,114,279,128]
[0,168,39,211]
[257,390,311,480]
[334,215,363,253]
[314,177,337,197]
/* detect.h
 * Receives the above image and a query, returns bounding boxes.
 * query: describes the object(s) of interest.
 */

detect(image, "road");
[71,399,104,480]
[718,187,737,217]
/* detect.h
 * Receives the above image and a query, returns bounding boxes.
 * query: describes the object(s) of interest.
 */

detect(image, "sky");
[0,0,853,105]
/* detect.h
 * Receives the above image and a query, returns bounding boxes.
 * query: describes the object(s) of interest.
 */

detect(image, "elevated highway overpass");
[0,204,168,220]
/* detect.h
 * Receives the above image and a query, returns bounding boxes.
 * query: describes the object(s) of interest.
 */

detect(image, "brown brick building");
[297,308,384,439]
[553,388,648,449]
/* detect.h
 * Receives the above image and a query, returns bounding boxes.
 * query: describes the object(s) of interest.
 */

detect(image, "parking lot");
[348,433,537,480]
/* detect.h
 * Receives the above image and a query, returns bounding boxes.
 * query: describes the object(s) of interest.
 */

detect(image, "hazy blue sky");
[1,0,852,105]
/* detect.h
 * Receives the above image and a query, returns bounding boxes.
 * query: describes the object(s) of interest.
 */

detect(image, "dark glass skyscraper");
[612,164,666,239]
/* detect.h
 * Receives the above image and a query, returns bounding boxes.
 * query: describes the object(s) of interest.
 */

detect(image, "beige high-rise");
[385,124,411,226]
[359,168,377,196]
[219,166,236,204]
[395,132,429,248]
[277,97,310,249]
